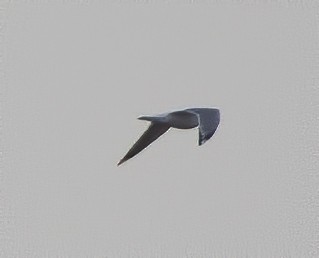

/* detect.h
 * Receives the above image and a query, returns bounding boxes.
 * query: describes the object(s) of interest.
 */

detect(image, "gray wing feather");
[187,108,220,145]
[118,123,170,165]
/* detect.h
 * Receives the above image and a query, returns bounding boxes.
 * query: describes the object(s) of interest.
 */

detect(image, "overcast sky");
[1,1,319,257]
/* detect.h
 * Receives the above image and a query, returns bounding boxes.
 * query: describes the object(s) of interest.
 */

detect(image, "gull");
[118,108,220,166]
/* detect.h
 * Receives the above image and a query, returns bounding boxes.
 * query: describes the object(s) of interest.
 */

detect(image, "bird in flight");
[118,108,220,166]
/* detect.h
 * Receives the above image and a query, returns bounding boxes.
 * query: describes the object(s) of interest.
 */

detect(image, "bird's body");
[118,108,220,166]
[139,110,199,129]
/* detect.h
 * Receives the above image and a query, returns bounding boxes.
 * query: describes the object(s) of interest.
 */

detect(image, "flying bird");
[118,108,220,166]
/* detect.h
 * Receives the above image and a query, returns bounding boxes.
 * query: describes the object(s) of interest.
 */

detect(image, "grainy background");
[1,1,319,257]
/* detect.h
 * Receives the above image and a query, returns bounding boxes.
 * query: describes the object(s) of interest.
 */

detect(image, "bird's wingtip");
[117,159,124,166]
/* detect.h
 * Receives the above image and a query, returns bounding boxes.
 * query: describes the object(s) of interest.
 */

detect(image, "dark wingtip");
[117,159,125,166]
[198,138,205,146]
[198,131,215,146]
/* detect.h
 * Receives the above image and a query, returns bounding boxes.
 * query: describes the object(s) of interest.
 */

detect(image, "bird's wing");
[187,108,220,146]
[118,123,170,165]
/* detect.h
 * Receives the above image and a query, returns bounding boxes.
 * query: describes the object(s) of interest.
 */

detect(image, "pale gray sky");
[1,1,319,257]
